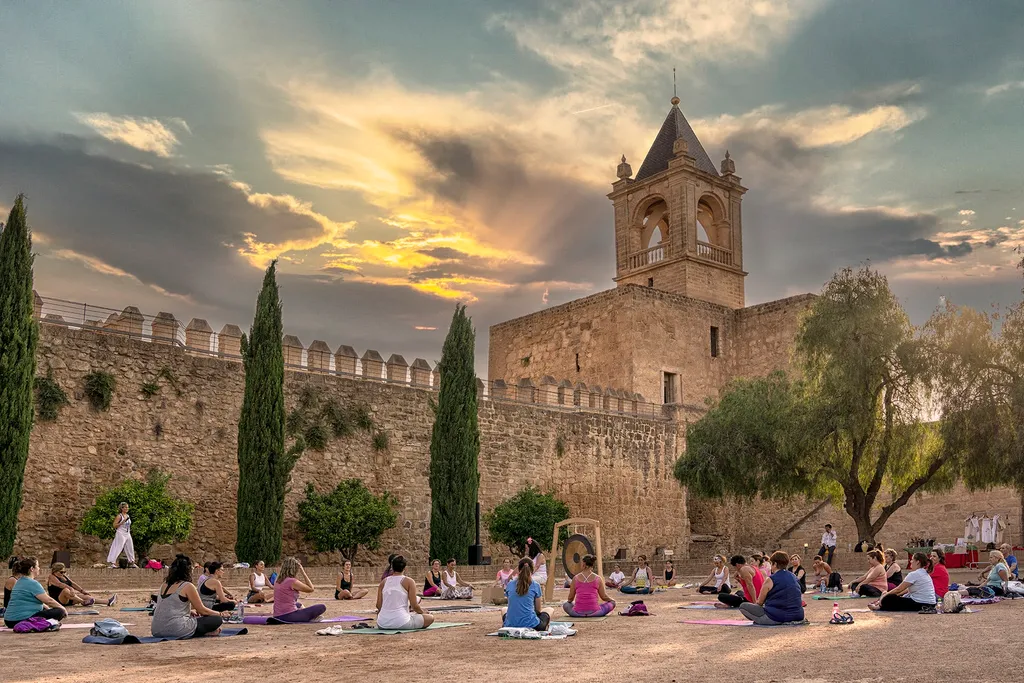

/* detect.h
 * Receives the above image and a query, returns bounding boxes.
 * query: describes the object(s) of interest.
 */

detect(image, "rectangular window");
[710,326,719,358]
[663,372,677,404]
[647,277,654,287]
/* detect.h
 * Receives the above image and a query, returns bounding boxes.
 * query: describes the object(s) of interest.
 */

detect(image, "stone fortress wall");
[19,301,687,566]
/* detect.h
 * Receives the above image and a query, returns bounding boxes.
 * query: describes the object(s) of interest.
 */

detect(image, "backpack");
[1005,580,1024,597]
[827,572,843,590]
[90,618,129,639]
[942,592,965,613]
[13,616,60,633]
[967,586,995,599]
[620,600,650,616]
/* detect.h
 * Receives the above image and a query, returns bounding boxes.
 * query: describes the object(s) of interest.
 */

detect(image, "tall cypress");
[0,195,39,558]
[235,261,299,563]
[428,304,480,563]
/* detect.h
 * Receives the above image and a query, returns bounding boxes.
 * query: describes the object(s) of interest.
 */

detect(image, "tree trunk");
[851,510,876,546]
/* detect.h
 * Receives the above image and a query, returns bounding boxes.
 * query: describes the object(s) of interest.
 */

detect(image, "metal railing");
[34,295,674,420]
[695,240,733,266]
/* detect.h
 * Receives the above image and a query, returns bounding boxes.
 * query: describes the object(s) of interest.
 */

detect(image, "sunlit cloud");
[959,209,976,216]
[984,80,1024,97]
[72,112,189,157]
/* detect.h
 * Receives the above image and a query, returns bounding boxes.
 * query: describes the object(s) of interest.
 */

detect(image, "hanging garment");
[981,517,996,544]
[965,516,981,543]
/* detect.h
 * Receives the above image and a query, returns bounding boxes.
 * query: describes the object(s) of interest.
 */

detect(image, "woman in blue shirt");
[3,557,67,628]
[738,551,804,625]
[503,558,553,631]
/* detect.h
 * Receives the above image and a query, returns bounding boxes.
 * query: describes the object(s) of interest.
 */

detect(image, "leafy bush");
[286,385,376,452]
[35,370,69,421]
[84,370,116,411]
[140,381,160,398]
[297,480,398,561]
[372,430,389,452]
[79,469,194,556]
[484,486,570,557]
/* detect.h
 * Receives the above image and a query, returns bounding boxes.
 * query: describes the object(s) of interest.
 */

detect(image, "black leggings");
[878,594,930,611]
[211,601,235,612]
[4,607,66,629]
[698,585,730,594]
[193,615,224,637]
[717,592,745,608]
[856,584,882,598]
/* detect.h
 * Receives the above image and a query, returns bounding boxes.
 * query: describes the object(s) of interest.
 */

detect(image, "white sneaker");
[315,625,346,636]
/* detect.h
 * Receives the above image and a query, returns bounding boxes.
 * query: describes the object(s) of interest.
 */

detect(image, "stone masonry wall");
[19,325,687,566]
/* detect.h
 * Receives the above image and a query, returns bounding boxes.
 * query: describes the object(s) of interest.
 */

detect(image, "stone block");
[517,377,536,403]
[589,385,603,409]
[119,306,144,337]
[307,340,332,372]
[539,375,559,405]
[185,318,213,352]
[152,312,178,345]
[42,314,66,325]
[491,378,509,400]
[603,387,617,411]
[282,335,304,367]
[476,377,485,399]
[335,345,358,375]
[218,324,243,358]
[362,349,384,380]
[573,381,587,407]
[386,354,409,383]
[410,358,431,386]
[33,290,42,319]
[558,379,573,406]
[431,364,440,389]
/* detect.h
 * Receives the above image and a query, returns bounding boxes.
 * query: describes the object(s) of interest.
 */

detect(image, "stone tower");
[608,96,748,308]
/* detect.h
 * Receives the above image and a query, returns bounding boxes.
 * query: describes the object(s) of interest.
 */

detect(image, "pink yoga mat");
[1,622,135,632]
[242,614,369,625]
[681,619,750,626]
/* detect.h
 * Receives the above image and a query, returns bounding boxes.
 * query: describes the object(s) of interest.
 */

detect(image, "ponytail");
[516,557,534,596]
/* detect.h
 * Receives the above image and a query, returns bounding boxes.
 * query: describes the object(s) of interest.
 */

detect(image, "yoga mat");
[678,605,720,610]
[82,627,248,644]
[680,619,811,627]
[561,615,607,621]
[428,605,501,613]
[120,607,152,612]
[340,622,470,635]
[810,594,866,600]
[1,622,134,633]
[68,610,101,616]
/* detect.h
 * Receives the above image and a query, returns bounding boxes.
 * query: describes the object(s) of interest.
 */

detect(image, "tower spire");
[671,68,679,106]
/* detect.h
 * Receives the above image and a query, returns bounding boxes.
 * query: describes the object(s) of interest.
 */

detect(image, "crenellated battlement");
[33,292,669,420]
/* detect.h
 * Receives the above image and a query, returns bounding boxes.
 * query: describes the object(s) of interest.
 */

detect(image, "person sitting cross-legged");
[697,555,731,594]
[503,558,553,631]
[717,555,763,608]
[619,555,655,595]
[3,557,67,629]
[737,551,805,626]
[562,554,615,618]
[870,552,936,613]
[848,550,889,598]
[376,555,434,630]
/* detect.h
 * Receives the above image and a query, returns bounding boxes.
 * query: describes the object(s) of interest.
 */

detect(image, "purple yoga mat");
[681,619,751,626]
[1,622,135,632]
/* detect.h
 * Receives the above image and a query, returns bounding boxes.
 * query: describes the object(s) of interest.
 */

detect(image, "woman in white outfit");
[376,556,433,630]
[526,538,547,586]
[106,502,137,568]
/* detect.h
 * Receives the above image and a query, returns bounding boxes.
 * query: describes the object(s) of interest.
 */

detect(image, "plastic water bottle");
[820,579,826,593]
[832,601,839,619]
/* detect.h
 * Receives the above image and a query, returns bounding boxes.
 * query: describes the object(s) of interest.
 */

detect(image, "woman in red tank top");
[717,555,764,608]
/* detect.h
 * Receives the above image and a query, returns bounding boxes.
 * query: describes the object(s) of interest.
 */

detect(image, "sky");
[2,0,1023,375]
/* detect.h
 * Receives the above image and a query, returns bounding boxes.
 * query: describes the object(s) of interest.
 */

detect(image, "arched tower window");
[696,194,729,249]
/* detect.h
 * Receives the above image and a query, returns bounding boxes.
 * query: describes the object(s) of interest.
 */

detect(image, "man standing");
[819,524,837,566]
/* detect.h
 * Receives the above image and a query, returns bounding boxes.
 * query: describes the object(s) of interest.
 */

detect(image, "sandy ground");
[2,582,1019,683]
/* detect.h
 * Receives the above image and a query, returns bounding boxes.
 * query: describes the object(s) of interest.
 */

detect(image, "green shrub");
[304,423,329,452]
[140,381,160,398]
[297,480,398,561]
[484,486,570,557]
[84,370,116,411]
[372,430,389,452]
[35,370,69,421]
[79,469,194,556]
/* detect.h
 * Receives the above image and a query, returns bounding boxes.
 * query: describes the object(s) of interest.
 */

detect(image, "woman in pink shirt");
[562,555,615,618]
[928,548,950,598]
[848,550,889,598]
[271,557,326,622]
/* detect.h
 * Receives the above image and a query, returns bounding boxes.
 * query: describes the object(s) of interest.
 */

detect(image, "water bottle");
[832,601,839,619]
[820,579,826,593]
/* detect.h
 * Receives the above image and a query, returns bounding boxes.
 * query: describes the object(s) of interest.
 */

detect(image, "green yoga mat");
[810,594,866,600]
[120,607,153,612]
[340,622,470,635]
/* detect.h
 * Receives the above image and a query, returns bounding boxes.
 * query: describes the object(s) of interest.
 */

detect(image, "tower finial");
[671,68,679,106]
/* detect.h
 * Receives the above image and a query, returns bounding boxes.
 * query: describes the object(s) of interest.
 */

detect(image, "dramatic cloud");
[985,80,1024,97]
[72,113,189,156]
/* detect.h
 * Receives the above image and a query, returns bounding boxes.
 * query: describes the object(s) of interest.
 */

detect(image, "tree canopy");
[484,486,570,557]
[675,266,971,543]
[0,194,38,558]
[80,470,194,556]
[428,304,480,563]
[297,479,398,562]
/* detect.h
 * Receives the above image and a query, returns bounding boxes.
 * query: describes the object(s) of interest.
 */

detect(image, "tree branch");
[870,454,949,535]
[866,382,895,505]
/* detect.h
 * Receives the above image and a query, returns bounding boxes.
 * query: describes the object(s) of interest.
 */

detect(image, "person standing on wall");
[106,502,138,569]
[818,524,837,567]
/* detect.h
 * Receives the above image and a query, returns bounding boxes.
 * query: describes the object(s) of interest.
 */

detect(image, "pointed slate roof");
[634,102,718,181]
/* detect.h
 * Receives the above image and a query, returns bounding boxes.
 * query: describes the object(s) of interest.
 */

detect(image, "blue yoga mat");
[82,627,248,644]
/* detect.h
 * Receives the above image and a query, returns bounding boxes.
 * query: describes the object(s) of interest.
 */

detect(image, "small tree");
[428,304,480,563]
[485,486,570,557]
[236,261,302,564]
[297,480,398,562]
[80,470,194,557]
[0,194,39,558]
[675,267,967,543]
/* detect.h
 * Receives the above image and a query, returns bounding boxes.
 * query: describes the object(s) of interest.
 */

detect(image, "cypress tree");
[235,261,300,563]
[428,304,480,563]
[0,195,39,558]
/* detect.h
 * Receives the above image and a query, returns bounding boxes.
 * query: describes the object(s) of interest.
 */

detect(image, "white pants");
[377,612,425,630]
[107,528,135,563]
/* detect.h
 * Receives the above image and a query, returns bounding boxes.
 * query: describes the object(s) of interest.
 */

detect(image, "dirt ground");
[2,580,1019,683]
